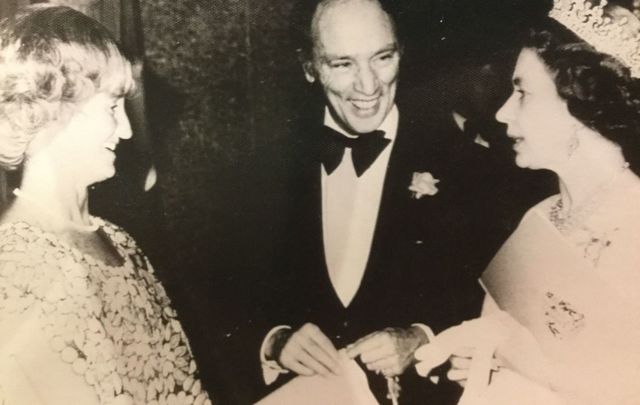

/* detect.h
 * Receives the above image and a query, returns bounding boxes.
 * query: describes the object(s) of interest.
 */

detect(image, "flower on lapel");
[409,172,440,199]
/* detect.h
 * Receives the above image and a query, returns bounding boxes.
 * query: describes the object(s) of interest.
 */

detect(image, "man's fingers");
[296,348,334,377]
[280,343,317,376]
[301,339,342,375]
[359,343,395,364]
[347,332,387,359]
[283,338,332,377]
[280,324,342,376]
[300,324,341,362]
[298,324,342,374]
[286,359,315,376]
[365,356,397,372]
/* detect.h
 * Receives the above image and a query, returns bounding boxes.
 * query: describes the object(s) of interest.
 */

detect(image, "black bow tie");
[320,126,390,177]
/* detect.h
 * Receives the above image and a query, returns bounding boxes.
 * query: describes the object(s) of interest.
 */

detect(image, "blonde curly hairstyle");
[0,4,134,170]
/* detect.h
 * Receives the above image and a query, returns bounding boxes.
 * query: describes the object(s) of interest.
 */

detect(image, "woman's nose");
[495,95,514,124]
[115,102,133,140]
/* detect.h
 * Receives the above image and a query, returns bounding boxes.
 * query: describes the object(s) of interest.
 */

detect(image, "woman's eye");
[109,98,124,113]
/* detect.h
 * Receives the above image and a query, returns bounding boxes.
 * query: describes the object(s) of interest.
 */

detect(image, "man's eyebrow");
[320,44,398,62]
[375,44,398,55]
[318,52,355,65]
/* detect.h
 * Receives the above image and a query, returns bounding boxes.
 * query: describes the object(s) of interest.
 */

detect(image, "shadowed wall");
[139,0,302,274]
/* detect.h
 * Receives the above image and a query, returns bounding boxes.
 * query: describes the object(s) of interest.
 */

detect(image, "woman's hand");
[415,313,511,379]
[447,347,502,388]
[447,347,474,387]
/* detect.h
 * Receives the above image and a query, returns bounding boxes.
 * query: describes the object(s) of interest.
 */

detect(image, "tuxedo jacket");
[220,98,515,405]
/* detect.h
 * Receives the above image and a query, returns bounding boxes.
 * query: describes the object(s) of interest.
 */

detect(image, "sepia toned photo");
[0,0,639,404]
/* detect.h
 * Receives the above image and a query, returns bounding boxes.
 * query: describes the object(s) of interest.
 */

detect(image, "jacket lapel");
[352,115,427,305]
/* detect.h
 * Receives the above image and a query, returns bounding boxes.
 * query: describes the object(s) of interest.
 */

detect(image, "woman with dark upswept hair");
[414,5,640,405]
[0,5,212,404]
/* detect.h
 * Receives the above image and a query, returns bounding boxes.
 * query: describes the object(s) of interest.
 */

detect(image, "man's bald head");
[293,0,399,64]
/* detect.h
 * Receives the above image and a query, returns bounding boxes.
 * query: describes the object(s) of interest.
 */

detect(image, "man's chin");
[345,117,386,135]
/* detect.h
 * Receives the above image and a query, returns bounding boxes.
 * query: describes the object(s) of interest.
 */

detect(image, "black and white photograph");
[0,0,639,404]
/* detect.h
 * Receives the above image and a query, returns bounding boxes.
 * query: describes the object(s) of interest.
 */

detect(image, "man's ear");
[303,61,316,83]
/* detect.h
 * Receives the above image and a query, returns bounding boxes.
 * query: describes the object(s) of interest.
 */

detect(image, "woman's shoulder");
[97,218,142,252]
[595,171,640,228]
[0,222,89,307]
[518,194,559,223]
[0,221,61,270]
[97,218,156,276]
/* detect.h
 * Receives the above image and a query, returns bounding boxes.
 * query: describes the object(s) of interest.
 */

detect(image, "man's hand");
[270,323,342,377]
[346,326,428,377]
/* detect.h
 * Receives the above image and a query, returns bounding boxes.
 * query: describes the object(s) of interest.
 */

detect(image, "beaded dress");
[0,219,212,405]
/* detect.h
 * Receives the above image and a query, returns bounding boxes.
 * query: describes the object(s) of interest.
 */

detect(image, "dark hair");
[523,18,640,160]
[290,0,401,63]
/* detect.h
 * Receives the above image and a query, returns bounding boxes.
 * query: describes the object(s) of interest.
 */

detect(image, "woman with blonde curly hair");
[0,5,212,404]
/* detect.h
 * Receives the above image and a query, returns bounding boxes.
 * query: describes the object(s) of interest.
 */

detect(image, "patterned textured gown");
[0,220,212,405]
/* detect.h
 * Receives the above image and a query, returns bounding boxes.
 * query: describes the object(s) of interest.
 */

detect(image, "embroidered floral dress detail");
[543,291,586,339]
[0,221,212,405]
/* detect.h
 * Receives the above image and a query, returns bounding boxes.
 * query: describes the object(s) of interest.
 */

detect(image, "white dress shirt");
[322,106,398,307]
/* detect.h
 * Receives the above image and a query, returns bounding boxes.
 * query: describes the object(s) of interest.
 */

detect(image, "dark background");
[130,0,556,291]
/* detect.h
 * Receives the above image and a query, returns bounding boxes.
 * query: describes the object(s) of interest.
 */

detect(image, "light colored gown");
[422,170,640,405]
[0,219,212,405]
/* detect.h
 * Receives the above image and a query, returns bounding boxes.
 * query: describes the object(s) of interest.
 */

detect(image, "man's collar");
[323,105,399,141]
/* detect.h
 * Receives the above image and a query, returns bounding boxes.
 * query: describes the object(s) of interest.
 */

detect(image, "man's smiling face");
[306,0,400,135]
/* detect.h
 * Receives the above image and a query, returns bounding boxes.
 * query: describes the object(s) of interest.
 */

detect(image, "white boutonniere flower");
[409,172,440,199]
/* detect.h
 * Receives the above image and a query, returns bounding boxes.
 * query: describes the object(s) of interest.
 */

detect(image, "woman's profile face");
[53,89,132,185]
[496,48,580,170]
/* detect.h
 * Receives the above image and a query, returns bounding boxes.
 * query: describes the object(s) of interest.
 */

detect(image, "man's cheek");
[380,70,399,87]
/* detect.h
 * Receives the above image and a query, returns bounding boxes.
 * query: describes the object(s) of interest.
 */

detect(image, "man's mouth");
[350,97,379,111]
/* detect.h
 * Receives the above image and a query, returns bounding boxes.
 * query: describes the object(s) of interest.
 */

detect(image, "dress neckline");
[0,219,130,270]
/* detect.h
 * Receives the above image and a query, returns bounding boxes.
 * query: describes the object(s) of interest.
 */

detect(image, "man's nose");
[354,64,378,95]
